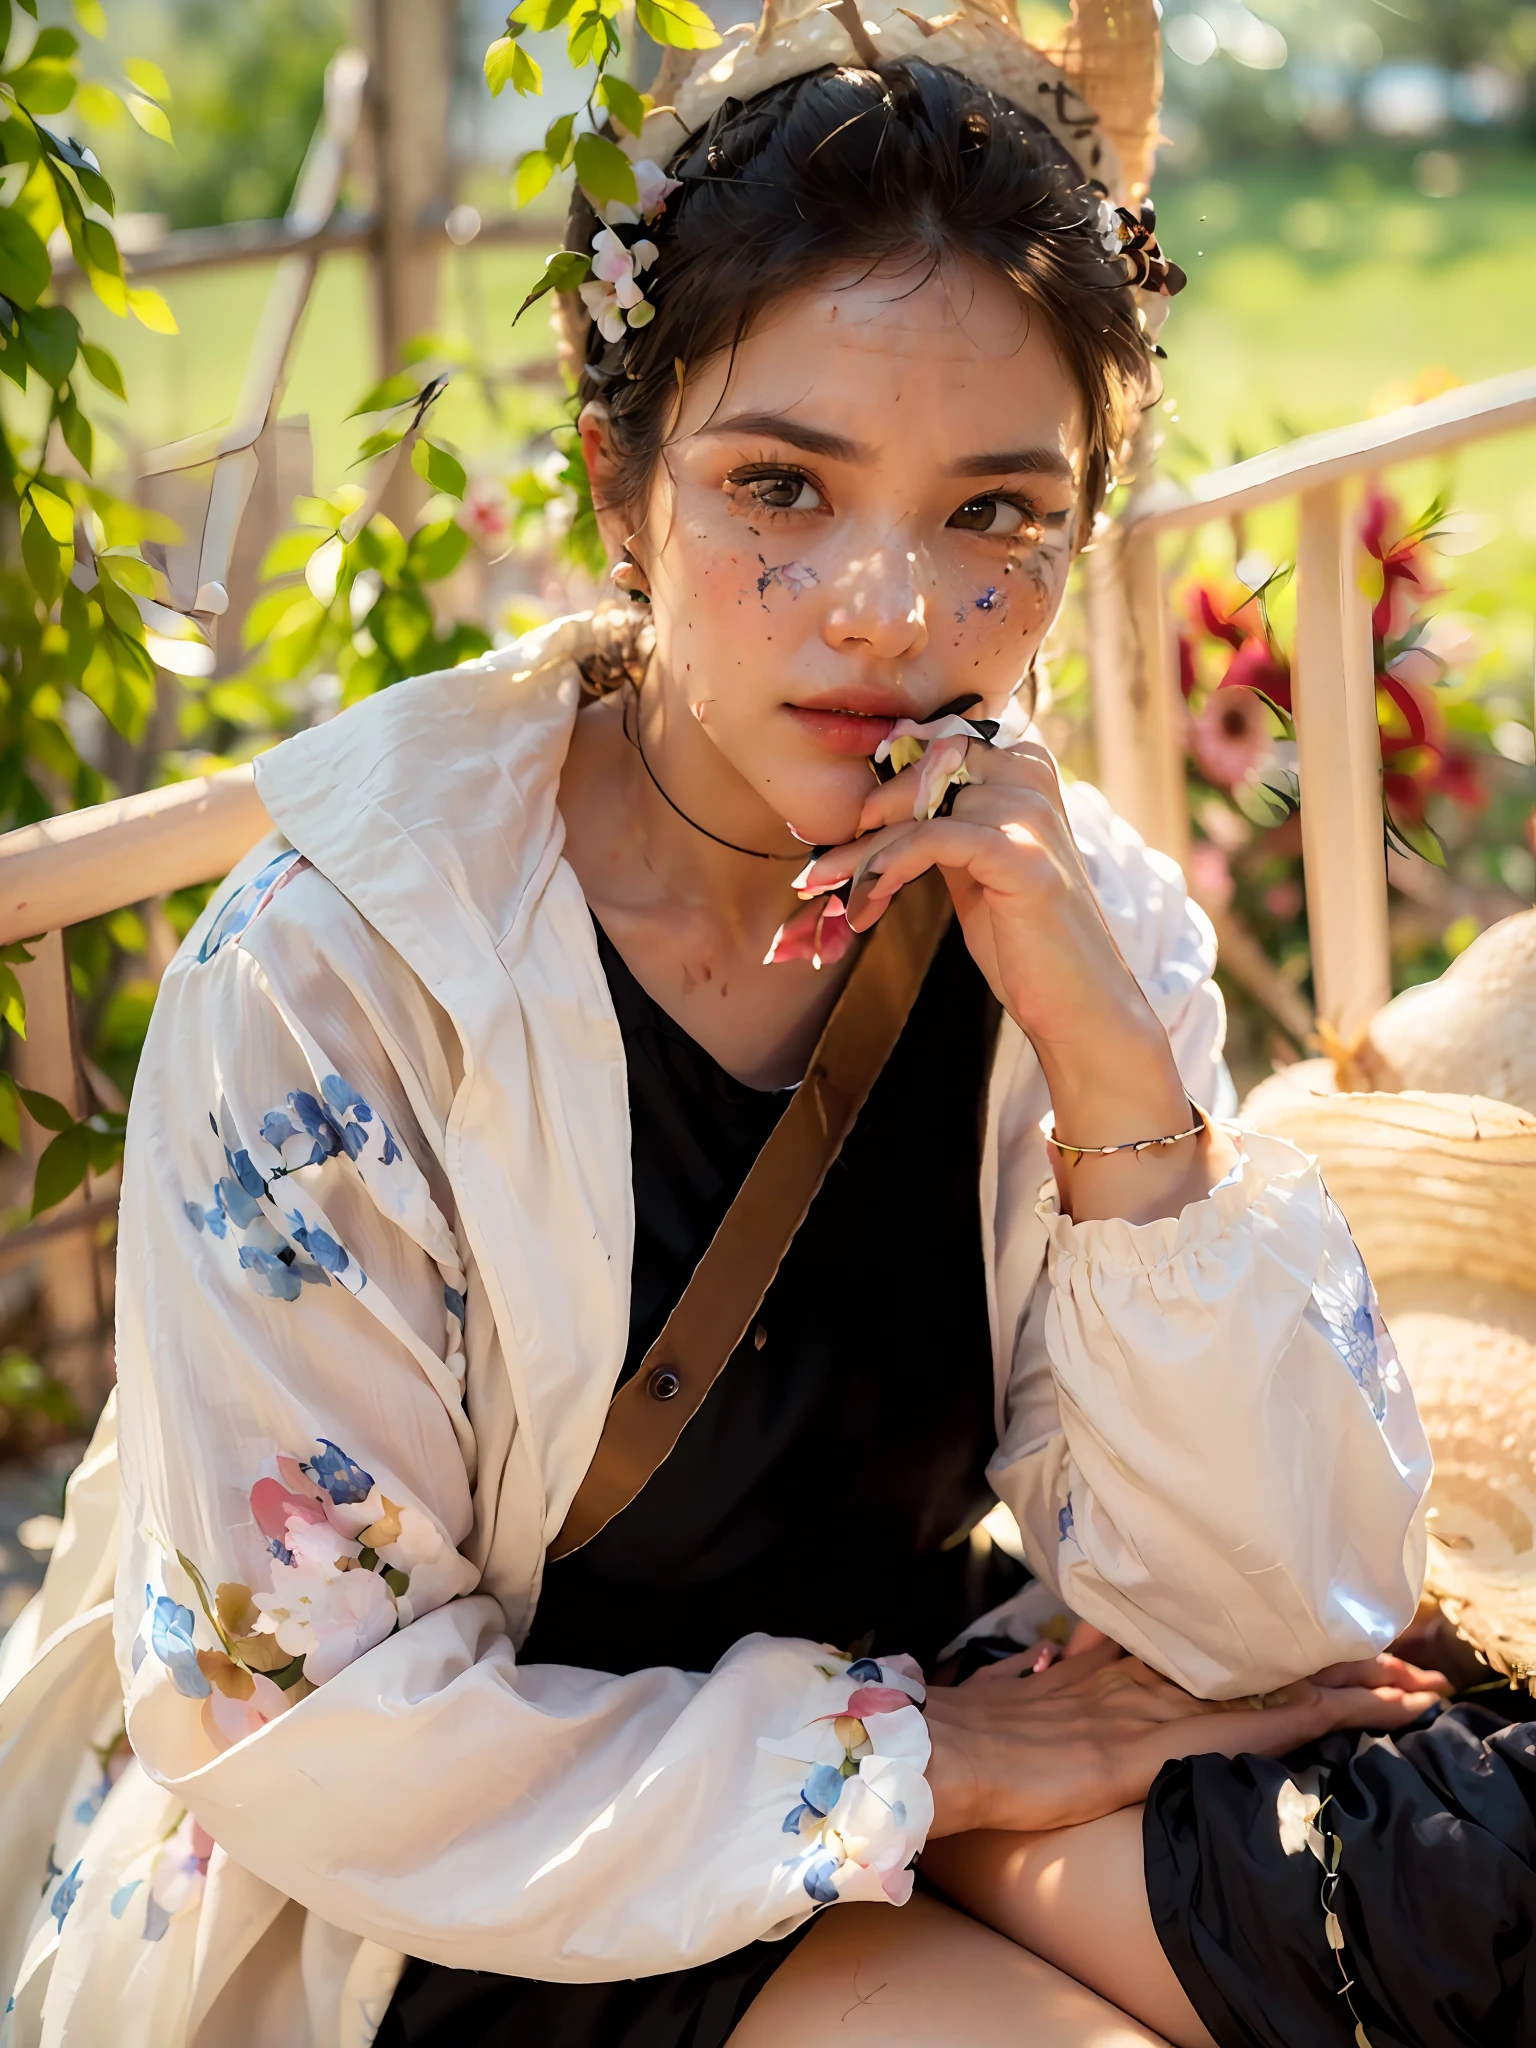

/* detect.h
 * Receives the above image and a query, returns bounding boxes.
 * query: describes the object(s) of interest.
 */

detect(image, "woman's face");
[587,253,1087,848]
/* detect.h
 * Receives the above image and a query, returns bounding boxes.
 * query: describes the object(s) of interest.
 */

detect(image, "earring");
[610,548,651,605]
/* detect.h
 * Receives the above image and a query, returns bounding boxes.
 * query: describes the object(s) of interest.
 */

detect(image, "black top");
[520,912,1021,1678]
[379,909,1023,2048]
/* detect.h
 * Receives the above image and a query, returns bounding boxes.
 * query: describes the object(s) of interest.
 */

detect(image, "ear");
[578,401,640,570]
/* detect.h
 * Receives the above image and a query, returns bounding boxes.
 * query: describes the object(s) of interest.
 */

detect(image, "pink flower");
[142,1812,215,1941]
[1264,880,1303,920]
[763,895,857,970]
[632,160,681,220]
[1188,841,1233,915]
[201,1664,290,1750]
[253,1520,399,1684]
[461,478,511,550]
[1189,686,1273,789]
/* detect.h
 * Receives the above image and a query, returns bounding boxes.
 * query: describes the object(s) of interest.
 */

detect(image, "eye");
[948,494,1043,538]
[727,467,827,514]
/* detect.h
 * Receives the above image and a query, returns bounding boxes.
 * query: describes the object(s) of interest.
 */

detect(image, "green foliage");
[236,378,491,716]
[0,1,177,1215]
[69,0,345,232]
[487,0,714,320]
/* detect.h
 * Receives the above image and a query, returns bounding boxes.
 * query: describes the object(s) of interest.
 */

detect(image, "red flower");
[1430,748,1488,813]
[1189,583,1249,652]
[1221,635,1291,715]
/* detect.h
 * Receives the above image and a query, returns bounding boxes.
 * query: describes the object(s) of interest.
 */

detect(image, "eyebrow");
[701,410,869,461]
[701,412,1077,486]
[948,447,1077,483]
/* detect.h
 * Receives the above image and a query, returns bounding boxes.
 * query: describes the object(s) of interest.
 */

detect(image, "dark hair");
[568,58,1156,534]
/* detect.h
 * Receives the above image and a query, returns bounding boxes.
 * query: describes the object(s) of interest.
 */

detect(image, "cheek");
[944,546,1068,648]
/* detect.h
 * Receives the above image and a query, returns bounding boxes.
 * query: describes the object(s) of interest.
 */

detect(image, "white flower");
[630,237,659,273]
[579,278,629,345]
[632,159,681,221]
[1095,196,1123,256]
[254,1523,399,1685]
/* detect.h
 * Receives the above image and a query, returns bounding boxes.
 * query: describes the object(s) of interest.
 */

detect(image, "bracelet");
[1043,1102,1207,1166]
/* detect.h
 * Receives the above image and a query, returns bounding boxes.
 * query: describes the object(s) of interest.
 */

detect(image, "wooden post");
[1085,523,1189,867]
[1293,482,1392,1043]
[354,0,456,530]
[12,933,108,1411]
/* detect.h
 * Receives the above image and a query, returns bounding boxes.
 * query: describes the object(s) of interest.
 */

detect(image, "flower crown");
[502,0,1183,367]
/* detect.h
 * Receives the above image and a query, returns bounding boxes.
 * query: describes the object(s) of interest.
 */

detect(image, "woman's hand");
[921,1638,1451,1840]
[799,737,1236,1222]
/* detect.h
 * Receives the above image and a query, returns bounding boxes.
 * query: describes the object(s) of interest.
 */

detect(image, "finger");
[796,820,917,895]
[1063,1621,1113,1659]
[1311,1654,1453,1697]
[855,735,1064,835]
[963,1642,1061,1685]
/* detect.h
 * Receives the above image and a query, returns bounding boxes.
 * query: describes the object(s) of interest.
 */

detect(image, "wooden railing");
[1087,363,1536,1045]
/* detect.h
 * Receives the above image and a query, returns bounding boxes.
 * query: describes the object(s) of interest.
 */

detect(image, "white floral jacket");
[0,616,1431,2047]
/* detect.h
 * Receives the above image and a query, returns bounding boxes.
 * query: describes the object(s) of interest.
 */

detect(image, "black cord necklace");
[623,689,804,863]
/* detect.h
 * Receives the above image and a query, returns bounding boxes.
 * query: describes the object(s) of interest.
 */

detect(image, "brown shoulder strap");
[549,869,954,1560]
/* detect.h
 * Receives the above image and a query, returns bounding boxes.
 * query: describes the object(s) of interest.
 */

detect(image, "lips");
[784,706,899,756]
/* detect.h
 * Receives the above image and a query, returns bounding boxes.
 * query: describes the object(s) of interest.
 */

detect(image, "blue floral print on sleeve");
[196,849,306,964]
[1308,1235,1400,1424]
[181,1077,415,1303]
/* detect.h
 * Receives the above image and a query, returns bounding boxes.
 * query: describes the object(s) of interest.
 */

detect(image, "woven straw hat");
[1366,910,1536,1115]
[556,0,1166,372]
[1243,1085,1536,1685]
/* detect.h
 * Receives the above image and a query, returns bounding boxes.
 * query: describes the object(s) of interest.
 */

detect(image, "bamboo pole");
[1292,482,1392,1042]
[0,769,271,949]
[1084,524,1188,866]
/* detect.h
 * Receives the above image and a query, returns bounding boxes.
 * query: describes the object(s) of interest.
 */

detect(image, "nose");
[822,539,931,661]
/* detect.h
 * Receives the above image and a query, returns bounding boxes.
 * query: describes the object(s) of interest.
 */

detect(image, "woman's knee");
[920,1811,1216,2048]
[727,1890,1176,2046]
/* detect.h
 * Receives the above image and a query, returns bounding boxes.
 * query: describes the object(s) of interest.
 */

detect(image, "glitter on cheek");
[755,556,820,606]
[953,585,1008,625]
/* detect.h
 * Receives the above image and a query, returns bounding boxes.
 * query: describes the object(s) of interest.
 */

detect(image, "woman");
[0,26,1438,2048]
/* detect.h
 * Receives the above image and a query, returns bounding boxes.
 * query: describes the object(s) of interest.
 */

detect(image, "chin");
[773,765,872,849]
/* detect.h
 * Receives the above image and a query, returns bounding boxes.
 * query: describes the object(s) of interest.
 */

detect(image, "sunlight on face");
[608,253,1086,845]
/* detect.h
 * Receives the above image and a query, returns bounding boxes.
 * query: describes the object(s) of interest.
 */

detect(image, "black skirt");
[1144,1689,1536,2048]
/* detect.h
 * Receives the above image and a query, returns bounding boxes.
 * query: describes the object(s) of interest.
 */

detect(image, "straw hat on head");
[1243,1085,1536,1686]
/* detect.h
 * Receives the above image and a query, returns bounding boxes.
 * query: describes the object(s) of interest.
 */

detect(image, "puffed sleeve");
[111,858,931,1979]
[984,787,1432,1699]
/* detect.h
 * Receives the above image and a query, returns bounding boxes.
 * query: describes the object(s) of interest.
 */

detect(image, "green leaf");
[354,426,404,463]
[0,962,25,1037]
[598,73,648,137]
[483,32,523,97]
[0,207,50,311]
[81,216,120,278]
[31,24,78,57]
[514,246,591,321]
[125,92,173,144]
[29,1122,91,1222]
[508,39,543,94]
[258,528,326,578]
[406,517,470,583]
[98,550,153,595]
[567,5,617,66]
[573,131,637,209]
[8,58,75,114]
[127,284,176,333]
[411,439,467,500]
[511,0,574,27]
[58,388,93,471]
[93,570,141,637]
[0,1074,20,1154]
[634,0,720,47]
[515,148,555,207]
[79,337,124,399]
[18,1085,74,1133]
[125,54,170,100]
[72,0,107,36]
[18,303,78,388]
[20,506,63,606]
[30,483,75,542]
[546,112,576,163]
[348,371,418,416]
